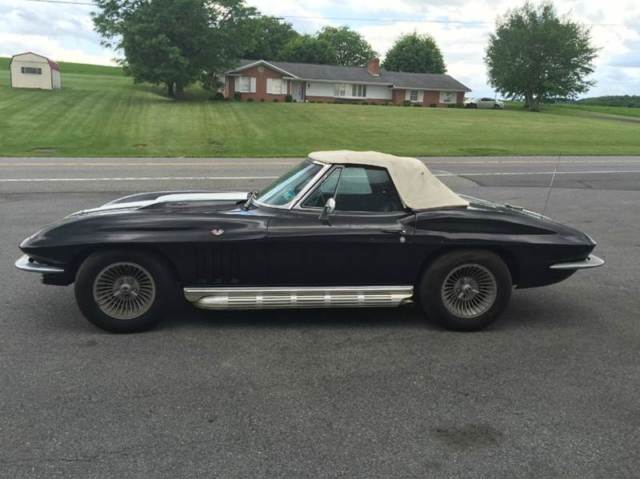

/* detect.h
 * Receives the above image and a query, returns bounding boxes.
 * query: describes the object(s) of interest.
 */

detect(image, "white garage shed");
[10,52,61,90]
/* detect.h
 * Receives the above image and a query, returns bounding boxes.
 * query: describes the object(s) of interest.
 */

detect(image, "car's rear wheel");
[75,250,176,333]
[418,250,512,331]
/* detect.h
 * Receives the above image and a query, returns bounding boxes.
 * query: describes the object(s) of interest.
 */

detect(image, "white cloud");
[0,0,116,65]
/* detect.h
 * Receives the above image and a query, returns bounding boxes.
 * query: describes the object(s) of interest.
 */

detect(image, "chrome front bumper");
[549,255,605,270]
[15,255,65,274]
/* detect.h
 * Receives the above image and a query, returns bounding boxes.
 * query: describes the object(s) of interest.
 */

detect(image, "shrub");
[447,103,460,108]
[273,98,279,102]
[260,98,265,102]
[285,94,293,103]
[233,92,241,101]
[429,103,437,107]
[246,97,254,102]
[413,103,422,107]
[403,100,412,107]
[209,92,224,101]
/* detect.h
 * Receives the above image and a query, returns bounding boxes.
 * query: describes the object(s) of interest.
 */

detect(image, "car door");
[266,165,417,286]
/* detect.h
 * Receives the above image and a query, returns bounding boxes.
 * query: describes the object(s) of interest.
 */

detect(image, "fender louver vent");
[196,246,240,284]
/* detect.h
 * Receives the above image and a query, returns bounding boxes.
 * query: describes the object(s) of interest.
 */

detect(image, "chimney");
[367,57,380,76]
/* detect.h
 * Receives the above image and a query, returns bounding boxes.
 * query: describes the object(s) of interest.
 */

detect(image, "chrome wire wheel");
[441,263,498,319]
[92,262,156,320]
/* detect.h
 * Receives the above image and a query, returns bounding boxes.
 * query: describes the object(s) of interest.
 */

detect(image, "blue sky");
[1,0,639,97]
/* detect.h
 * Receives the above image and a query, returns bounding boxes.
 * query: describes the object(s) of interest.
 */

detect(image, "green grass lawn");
[1,58,639,157]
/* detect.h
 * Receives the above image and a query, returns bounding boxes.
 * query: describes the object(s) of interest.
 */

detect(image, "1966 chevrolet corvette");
[16,151,603,333]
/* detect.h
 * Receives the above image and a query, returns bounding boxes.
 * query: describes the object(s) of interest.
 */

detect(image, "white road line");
[0,176,279,183]
[0,170,639,183]
[429,159,640,165]
[1,159,640,167]
[0,161,299,167]
[435,170,640,177]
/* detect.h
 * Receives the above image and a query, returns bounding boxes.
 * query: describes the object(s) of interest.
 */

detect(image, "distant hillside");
[576,96,640,108]
[0,56,123,76]
[1,58,640,157]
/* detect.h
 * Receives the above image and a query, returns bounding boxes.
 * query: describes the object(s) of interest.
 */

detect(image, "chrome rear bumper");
[15,255,65,274]
[549,255,604,270]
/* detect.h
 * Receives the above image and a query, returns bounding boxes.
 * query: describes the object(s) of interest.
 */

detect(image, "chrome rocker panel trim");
[15,255,65,274]
[184,285,414,310]
[549,255,605,270]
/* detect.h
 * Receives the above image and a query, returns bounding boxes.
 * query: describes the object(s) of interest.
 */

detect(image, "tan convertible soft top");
[308,150,469,210]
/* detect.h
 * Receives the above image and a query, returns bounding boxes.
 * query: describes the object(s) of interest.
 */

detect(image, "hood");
[19,190,265,257]
[69,191,248,217]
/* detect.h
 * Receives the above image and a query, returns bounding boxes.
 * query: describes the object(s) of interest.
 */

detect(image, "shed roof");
[11,52,60,71]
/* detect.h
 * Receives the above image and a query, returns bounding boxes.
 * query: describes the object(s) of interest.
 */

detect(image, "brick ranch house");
[224,58,471,106]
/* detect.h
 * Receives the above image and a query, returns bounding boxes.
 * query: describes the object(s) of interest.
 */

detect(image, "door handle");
[381,228,406,235]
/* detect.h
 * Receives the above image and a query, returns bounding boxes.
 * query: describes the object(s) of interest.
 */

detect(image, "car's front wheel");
[418,250,512,331]
[75,250,176,333]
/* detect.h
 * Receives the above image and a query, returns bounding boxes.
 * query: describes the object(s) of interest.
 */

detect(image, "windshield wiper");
[243,191,258,210]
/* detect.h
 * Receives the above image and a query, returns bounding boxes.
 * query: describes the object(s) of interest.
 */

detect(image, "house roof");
[11,52,60,71]
[308,150,468,210]
[227,59,471,92]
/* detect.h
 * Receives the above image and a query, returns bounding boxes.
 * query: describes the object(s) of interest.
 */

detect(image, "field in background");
[1,58,639,157]
[546,103,640,119]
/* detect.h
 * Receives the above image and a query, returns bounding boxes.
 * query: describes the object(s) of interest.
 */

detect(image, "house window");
[409,90,419,102]
[351,84,367,97]
[21,67,42,75]
[334,84,348,97]
[440,92,457,104]
[235,76,255,93]
[266,78,286,95]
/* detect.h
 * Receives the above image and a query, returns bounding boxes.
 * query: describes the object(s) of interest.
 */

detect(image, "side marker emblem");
[210,228,224,236]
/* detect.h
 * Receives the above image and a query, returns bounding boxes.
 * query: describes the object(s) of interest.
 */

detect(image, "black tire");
[418,250,512,331]
[74,250,177,333]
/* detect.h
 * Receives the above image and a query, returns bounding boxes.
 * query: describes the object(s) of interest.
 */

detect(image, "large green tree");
[242,16,298,61]
[486,2,597,111]
[382,33,446,74]
[93,0,256,97]
[317,26,376,66]
[281,35,336,64]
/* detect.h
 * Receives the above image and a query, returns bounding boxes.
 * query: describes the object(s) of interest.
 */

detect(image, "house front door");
[291,81,304,101]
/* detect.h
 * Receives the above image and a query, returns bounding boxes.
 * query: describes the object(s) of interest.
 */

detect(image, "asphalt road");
[1,156,639,478]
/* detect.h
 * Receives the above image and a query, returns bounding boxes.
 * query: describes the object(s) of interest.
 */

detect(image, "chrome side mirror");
[319,197,336,221]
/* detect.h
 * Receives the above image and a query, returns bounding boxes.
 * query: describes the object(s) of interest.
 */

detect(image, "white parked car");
[465,97,505,109]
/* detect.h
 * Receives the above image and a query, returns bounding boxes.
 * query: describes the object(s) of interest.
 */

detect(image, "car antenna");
[541,155,560,217]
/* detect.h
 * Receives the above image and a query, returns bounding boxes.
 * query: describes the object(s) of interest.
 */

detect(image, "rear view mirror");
[319,197,336,221]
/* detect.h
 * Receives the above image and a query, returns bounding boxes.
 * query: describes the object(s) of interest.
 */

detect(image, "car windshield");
[255,160,323,206]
